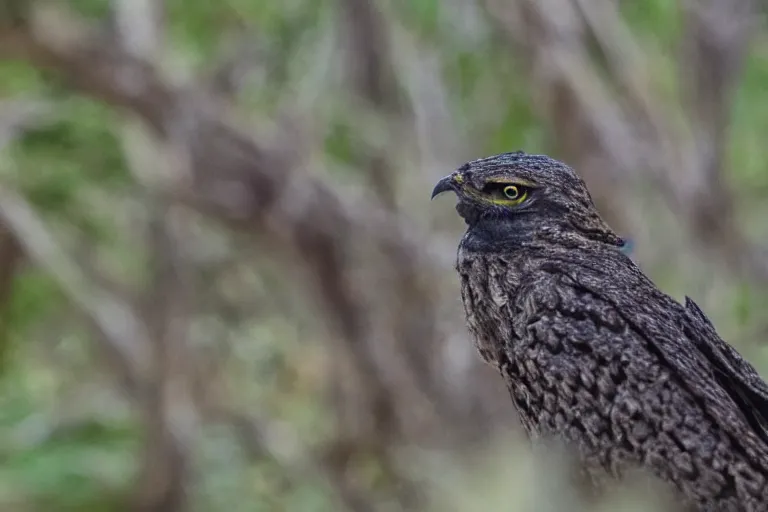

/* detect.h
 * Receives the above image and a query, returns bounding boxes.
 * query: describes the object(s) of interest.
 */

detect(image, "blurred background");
[0,0,766,510]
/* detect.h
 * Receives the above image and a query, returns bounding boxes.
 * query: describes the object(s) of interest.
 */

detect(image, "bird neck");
[461,215,624,255]
[461,216,536,253]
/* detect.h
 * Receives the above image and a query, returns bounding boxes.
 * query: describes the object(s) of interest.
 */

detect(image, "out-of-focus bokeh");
[0,0,766,510]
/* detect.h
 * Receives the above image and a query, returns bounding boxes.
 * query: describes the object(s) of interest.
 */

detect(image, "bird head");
[431,151,624,251]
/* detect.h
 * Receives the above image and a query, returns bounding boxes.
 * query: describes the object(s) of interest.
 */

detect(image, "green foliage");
[69,0,112,20]
[0,62,43,96]
[730,42,768,194]
[0,358,137,510]
[5,270,61,339]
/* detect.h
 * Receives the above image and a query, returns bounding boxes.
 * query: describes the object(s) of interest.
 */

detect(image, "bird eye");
[503,185,521,200]
[480,182,530,205]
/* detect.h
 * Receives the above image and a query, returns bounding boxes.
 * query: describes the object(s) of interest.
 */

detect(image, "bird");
[431,151,768,512]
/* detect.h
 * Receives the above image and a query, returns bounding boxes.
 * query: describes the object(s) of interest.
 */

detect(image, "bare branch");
[0,185,154,383]
[0,6,453,508]
[678,0,756,227]
[0,4,173,134]
[201,33,267,99]
[336,0,459,437]
[337,0,403,208]
[0,96,58,361]
[680,0,755,157]
[485,0,768,284]
[575,0,766,281]
[113,0,165,57]
[108,2,198,509]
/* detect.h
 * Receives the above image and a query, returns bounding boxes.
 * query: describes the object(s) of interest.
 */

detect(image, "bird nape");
[432,151,768,512]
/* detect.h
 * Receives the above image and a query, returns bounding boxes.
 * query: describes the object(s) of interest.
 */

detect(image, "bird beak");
[431,174,458,200]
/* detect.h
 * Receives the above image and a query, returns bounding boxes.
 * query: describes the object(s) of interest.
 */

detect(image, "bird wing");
[538,250,768,455]
[683,296,768,440]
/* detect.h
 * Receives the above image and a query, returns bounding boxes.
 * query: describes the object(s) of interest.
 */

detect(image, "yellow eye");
[478,182,531,205]
[503,185,521,200]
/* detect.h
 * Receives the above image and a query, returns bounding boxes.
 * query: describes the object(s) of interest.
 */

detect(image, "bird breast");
[456,247,525,367]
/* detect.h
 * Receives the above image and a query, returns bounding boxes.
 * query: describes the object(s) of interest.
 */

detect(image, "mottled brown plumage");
[432,151,768,512]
